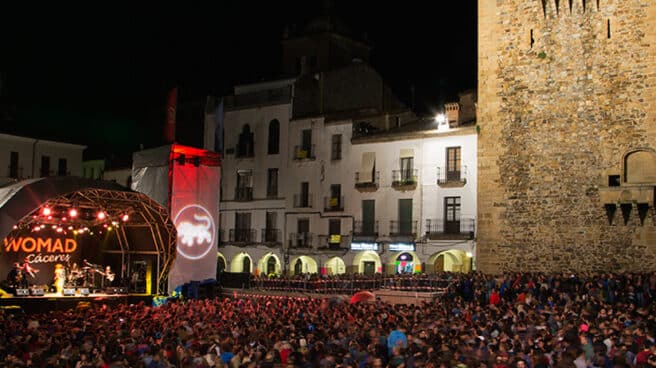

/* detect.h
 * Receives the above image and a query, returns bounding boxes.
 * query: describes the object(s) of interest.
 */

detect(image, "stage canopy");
[0,176,176,294]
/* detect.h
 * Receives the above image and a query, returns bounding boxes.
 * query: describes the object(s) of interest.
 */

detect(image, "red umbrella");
[350,290,376,304]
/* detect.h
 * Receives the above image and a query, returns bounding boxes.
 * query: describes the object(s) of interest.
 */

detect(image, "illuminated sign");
[389,242,415,251]
[350,242,379,251]
[174,204,216,260]
[3,237,77,253]
[329,234,341,244]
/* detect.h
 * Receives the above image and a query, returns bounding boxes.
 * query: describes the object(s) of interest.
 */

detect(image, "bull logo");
[174,205,216,260]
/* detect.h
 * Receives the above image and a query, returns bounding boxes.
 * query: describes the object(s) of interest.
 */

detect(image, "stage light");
[47,216,52,220]
[69,208,78,218]
[121,214,129,222]
[51,225,57,229]
[33,226,40,232]
[97,211,106,220]
[12,225,17,229]
[42,207,51,216]
[40,225,46,229]
[68,226,73,230]
[73,230,78,235]
[108,226,113,231]
[56,227,63,233]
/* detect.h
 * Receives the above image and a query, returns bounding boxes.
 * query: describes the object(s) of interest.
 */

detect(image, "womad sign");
[2,235,81,286]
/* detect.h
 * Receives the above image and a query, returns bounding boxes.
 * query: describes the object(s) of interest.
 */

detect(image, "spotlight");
[12,225,17,229]
[42,207,51,216]
[108,226,113,231]
[97,211,106,220]
[73,230,78,235]
[121,214,129,222]
[40,225,46,229]
[69,208,78,218]
[56,227,63,233]
[68,226,73,230]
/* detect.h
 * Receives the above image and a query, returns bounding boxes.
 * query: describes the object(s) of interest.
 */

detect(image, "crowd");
[1,271,656,368]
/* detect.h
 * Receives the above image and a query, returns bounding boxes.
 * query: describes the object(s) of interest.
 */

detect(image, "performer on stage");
[19,258,39,288]
[54,264,65,295]
[6,262,22,288]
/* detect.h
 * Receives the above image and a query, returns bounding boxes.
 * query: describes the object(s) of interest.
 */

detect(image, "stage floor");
[0,292,154,313]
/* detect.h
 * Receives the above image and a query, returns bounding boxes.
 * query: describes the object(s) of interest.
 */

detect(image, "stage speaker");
[63,288,76,296]
[79,288,90,296]
[31,288,45,296]
[15,289,29,296]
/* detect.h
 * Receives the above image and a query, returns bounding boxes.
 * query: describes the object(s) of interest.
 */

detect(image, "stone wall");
[477,0,656,273]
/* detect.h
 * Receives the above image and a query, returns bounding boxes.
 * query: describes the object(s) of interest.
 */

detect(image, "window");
[331,134,342,160]
[400,157,414,181]
[267,168,278,198]
[235,212,251,242]
[40,156,50,177]
[58,158,67,176]
[268,119,280,154]
[237,125,254,158]
[302,129,312,151]
[9,152,18,179]
[444,197,461,234]
[236,170,253,201]
[446,147,461,181]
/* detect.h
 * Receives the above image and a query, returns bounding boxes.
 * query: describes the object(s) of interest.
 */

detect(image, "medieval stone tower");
[477,1,656,273]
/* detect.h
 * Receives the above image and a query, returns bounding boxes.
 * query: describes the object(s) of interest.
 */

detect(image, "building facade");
[477,1,656,272]
[0,133,86,187]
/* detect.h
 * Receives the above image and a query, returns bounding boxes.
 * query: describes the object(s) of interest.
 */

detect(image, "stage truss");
[6,188,177,294]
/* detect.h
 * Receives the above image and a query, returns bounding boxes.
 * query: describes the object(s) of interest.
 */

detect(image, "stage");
[0,291,154,314]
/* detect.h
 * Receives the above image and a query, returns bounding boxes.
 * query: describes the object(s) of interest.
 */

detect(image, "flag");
[164,87,177,144]
[214,98,224,154]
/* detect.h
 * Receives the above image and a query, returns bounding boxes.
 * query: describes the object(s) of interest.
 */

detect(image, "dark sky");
[1,1,476,163]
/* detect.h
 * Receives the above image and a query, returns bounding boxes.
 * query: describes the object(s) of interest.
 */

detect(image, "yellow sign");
[329,234,341,243]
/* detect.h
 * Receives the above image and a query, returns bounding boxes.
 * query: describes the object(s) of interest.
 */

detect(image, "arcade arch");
[324,257,346,275]
[231,252,253,273]
[352,251,381,274]
[289,255,318,275]
[257,253,281,276]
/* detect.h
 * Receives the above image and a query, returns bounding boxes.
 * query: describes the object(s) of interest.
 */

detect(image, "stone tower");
[477,1,656,273]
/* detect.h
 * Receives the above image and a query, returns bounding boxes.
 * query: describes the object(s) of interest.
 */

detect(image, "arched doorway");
[324,257,346,275]
[395,252,414,274]
[230,253,253,273]
[256,253,281,276]
[429,250,470,273]
[216,253,227,279]
[289,256,318,275]
[352,251,382,274]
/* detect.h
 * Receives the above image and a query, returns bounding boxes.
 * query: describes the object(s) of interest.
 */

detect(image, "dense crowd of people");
[2,271,656,368]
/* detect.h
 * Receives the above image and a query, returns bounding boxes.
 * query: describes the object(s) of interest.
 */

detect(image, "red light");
[97,211,106,220]
[69,208,78,218]
[121,214,129,222]
[42,207,51,216]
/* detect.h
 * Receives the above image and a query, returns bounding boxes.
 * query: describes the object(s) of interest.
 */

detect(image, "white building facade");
[0,133,86,186]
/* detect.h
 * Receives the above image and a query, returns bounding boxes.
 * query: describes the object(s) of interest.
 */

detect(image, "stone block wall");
[477,0,656,273]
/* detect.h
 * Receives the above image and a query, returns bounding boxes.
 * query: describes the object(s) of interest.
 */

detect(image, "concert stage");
[0,291,153,314]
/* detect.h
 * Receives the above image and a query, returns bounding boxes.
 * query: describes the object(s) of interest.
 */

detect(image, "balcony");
[261,228,281,245]
[354,171,379,191]
[389,220,418,238]
[289,232,314,249]
[425,218,476,240]
[392,169,418,190]
[293,194,313,208]
[293,145,316,160]
[353,220,379,238]
[323,196,344,212]
[234,187,253,201]
[317,234,351,250]
[228,229,256,243]
[437,166,467,187]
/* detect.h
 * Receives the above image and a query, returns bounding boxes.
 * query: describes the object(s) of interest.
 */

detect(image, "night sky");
[1,1,476,165]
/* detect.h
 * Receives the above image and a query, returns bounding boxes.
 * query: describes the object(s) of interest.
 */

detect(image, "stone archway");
[289,255,318,275]
[324,257,346,275]
[428,250,471,273]
[230,253,253,273]
[216,253,227,279]
[257,253,281,276]
[352,251,382,274]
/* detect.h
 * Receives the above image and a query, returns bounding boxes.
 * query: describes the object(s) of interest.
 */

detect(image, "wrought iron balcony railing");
[317,234,351,250]
[289,232,314,248]
[229,229,256,243]
[392,169,418,187]
[425,218,476,240]
[354,171,379,189]
[323,196,344,211]
[293,194,313,208]
[436,166,468,185]
[261,228,281,244]
[353,220,379,237]
[389,220,418,237]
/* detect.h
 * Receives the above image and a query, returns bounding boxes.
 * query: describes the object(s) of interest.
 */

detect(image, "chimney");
[445,102,460,127]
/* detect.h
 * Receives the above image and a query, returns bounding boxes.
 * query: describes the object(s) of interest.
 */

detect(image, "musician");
[67,262,81,286]
[100,265,115,288]
[53,264,65,295]
[19,258,39,288]
[6,262,22,288]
